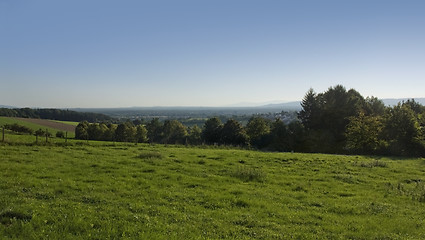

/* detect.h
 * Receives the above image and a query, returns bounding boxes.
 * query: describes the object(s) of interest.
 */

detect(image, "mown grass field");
[1,135,425,239]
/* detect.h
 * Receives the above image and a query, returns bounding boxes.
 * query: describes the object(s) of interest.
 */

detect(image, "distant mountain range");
[255,98,425,111]
[2,98,425,112]
[0,105,16,108]
[381,98,425,106]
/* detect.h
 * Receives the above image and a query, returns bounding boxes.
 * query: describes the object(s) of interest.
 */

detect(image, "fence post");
[65,131,68,143]
[46,129,48,143]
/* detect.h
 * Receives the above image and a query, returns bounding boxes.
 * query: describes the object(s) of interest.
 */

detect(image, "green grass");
[0,117,75,139]
[1,139,425,239]
[52,120,80,126]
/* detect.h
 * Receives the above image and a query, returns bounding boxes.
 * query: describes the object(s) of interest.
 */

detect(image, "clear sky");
[1,0,425,108]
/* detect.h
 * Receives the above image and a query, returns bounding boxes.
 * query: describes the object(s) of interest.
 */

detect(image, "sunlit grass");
[1,140,425,239]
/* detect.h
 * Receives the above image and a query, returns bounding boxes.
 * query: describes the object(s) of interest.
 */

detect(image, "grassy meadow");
[1,135,425,239]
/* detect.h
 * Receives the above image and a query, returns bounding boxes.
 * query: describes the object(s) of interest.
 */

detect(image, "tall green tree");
[383,104,424,156]
[162,120,187,144]
[269,119,289,151]
[246,116,271,148]
[299,85,367,153]
[345,113,384,154]
[136,125,148,143]
[221,119,248,146]
[202,117,223,144]
[146,118,163,143]
[364,96,386,116]
[103,124,117,141]
[115,121,136,142]
[187,125,202,145]
[87,123,104,140]
[298,88,320,130]
[75,121,89,140]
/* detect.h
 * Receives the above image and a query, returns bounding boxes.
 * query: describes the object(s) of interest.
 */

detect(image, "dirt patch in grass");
[14,118,76,132]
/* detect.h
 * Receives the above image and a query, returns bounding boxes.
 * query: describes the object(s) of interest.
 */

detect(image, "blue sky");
[1,0,425,108]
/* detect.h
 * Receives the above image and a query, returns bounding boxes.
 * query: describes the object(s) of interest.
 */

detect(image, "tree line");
[0,108,111,122]
[74,85,425,157]
[298,85,425,156]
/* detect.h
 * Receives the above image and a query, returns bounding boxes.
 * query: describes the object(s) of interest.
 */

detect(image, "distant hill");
[257,98,425,110]
[381,98,425,106]
[259,101,302,110]
[0,105,16,108]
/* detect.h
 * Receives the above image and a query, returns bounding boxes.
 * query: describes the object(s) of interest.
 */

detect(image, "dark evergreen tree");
[146,118,163,143]
[202,117,223,144]
[383,104,424,156]
[221,119,248,146]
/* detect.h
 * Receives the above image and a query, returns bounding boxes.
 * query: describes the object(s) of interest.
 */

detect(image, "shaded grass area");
[1,141,425,239]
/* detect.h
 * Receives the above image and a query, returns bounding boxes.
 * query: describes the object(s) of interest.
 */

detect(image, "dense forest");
[74,85,425,157]
[0,108,111,122]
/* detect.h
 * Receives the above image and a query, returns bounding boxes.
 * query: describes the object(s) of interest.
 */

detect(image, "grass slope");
[1,141,425,239]
[0,117,75,138]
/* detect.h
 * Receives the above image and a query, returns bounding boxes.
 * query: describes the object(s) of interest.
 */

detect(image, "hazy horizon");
[2,0,425,108]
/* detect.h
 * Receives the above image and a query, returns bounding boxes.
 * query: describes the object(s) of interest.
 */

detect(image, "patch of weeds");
[118,160,134,165]
[233,199,249,208]
[35,192,53,200]
[238,159,246,164]
[198,159,206,165]
[137,151,163,160]
[113,147,128,150]
[310,202,324,208]
[338,192,355,197]
[22,187,32,193]
[233,214,257,228]
[0,210,32,225]
[358,160,388,168]
[142,169,155,173]
[293,185,307,192]
[386,181,425,202]
[199,201,221,210]
[198,154,206,158]
[81,196,101,204]
[333,174,358,184]
[369,202,389,215]
[230,190,243,195]
[232,166,266,182]
[54,188,65,195]
[403,179,422,184]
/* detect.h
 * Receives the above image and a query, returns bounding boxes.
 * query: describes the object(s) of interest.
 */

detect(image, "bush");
[232,166,266,182]
[4,123,33,135]
[56,131,65,138]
